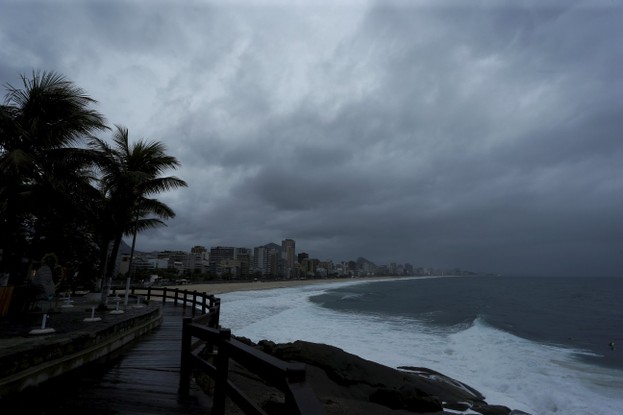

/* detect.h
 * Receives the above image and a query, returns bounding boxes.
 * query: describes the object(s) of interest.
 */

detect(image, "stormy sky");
[2,0,622,276]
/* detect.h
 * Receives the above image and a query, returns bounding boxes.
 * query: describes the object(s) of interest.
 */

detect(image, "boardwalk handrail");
[110,286,220,321]
[111,285,325,414]
[179,315,326,415]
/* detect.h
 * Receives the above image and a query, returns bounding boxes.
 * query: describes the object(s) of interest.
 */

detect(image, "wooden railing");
[110,286,220,320]
[179,314,327,415]
[110,285,325,414]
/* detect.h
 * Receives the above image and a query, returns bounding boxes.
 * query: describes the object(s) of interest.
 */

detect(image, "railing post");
[202,294,207,315]
[162,287,168,304]
[174,288,179,306]
[215,298,221,327]
[178,317,193,396]
[284,365,306,414]
[212,328,231,415]
[147,286,152,301]
[192,291,198,317]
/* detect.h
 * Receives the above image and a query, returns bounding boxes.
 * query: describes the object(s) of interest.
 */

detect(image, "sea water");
[218,276,623,415]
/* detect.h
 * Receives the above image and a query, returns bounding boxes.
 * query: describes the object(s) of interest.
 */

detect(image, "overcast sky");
[2,0,622,276]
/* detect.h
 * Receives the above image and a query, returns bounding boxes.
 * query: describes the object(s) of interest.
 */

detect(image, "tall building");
[191,245,207,254]
[297,252,309,263]
[234,248,251,278]
[268,249,282,277]
[207,246,253,278]
[209,246,235,263]
[209,246,235,275]
[253,243,281,276]
[253,246,267,274]
[185,248,209,274]
[281,239,296,278]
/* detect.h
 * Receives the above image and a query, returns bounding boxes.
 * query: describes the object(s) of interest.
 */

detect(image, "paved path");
[4,304,211,414]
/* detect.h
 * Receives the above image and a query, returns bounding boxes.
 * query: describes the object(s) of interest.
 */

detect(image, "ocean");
[218,275,623,415]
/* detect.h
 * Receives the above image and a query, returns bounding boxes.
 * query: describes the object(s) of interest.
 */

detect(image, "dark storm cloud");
[2,0,622,275]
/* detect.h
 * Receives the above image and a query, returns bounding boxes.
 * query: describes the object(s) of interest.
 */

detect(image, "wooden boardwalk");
[5,304,211,414]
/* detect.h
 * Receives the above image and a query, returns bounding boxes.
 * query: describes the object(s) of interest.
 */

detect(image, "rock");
[257,339,276,354]
[472,404,512,415]
[369,386,443,413]
[263,340,483,412]
[397,366,486,403]
[444,401,472,412]
[233,335,255,346]
[222,339,531,415]
[269,341,398,388]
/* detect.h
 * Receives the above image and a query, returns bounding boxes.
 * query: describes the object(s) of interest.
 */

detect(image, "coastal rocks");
[249,339,531,415]
[369,386,443,412]
[396,366,485,405]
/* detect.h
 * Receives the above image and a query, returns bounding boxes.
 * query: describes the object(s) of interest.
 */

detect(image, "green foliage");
[89,126,187,281]
[1,71,107,283]
[0,71,187,290]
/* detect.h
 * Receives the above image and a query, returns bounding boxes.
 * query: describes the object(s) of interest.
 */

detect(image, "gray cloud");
[2,0,622,276]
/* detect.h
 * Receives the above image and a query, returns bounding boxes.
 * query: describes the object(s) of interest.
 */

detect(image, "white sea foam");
[219,282,623,415]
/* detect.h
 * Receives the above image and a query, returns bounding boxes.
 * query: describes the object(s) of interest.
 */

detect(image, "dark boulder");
[397,366,486,403]
[261,340,486,412]
[370,386,443,413]
[472,404,512,415]
[226,338,532,415]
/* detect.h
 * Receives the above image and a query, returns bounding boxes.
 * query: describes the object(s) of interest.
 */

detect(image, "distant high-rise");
[281,239,296,278]
[191,245,207,254]
[234,247,251,278]
[297,252,309,264]
[253,243,281,276]
[209,246,235,275]
[209,246,235,263]
[253,246,267,274]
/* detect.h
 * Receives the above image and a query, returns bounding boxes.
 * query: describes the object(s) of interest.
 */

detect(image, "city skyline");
[129,239,475,277]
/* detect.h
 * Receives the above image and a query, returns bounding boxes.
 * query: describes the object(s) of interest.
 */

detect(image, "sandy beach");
[163,276,393,296]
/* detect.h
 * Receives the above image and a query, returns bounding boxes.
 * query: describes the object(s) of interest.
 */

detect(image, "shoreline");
[162,275,412,295]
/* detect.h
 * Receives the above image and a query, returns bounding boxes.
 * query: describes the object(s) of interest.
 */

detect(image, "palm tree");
[89,126,187,300]
[0,71,107,282]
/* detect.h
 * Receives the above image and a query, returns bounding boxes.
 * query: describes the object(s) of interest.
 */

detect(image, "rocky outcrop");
[230,338,532,415]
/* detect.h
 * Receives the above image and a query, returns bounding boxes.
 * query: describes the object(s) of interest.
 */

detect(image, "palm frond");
[123,217,166,236]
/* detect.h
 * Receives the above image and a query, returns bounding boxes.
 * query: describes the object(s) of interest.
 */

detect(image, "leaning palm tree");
[90,126,187,302]
[0,71,107,281]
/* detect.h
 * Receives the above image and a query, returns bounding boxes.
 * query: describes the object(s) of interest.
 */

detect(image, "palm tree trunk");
[99,234,121,306]
[127,213,139,283]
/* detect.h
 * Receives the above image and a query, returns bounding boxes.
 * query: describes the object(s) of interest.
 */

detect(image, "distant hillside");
[356,257,376,267]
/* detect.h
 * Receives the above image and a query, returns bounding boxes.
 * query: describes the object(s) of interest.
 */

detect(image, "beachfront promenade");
[4,303,210,414]
[0,290,210,413]
[0,285,327,415]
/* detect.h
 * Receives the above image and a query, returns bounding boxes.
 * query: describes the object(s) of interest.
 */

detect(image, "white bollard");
[84,306,102,322]
[110,298,124,314]
[29,313,56,335]
[124,277,131,306]
[133,295,145,308]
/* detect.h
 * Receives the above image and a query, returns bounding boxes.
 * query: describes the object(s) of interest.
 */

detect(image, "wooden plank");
[5,305,211,415]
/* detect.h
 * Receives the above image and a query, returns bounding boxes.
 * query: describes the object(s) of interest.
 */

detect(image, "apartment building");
[253,243,281,276]
[281,239,296,278]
